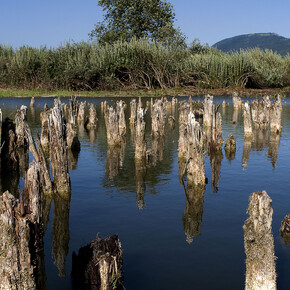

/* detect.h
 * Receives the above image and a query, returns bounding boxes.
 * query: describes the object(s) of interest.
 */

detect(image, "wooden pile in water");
[243,191,276,290]
[72,235,123,290]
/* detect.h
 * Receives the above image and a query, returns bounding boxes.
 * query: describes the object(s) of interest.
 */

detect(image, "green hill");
[213,33,290,56]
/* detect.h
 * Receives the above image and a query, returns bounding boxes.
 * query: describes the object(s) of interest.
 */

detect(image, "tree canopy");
[89,0,186,46]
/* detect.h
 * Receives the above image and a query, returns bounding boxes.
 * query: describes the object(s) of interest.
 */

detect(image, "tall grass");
[0,39,289,91]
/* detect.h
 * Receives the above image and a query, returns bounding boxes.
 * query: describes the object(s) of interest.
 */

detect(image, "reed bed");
[0,39,289,91]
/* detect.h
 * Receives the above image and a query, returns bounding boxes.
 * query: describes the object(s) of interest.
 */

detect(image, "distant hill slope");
[213,33,290,56]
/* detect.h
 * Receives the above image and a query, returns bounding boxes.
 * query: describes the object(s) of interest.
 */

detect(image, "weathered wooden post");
[72,235,123,290]
[203,94,214,128]
[40,106,51,152]
[243,191,276,290]
[15,105,28,148]
[85,103,98,130]
[49,98,71,194]
[30,96,35,107]
[68,95,78,125]
[251,97,271,129]
[224,134,236,162]
[270,96,282,134]
[104,106,122,147]
[243,102,252,136]
[135,108,147,162]
[151,99,166,138]
[232,92,242,109]
[0,161,44,289]
[186,112,206,187]
[66,123,81,152]
[116,100,126,138]
[130,99,137,125]
[77,101,86,124]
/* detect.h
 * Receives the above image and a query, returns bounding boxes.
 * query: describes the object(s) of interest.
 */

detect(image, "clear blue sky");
[0,0,289,48]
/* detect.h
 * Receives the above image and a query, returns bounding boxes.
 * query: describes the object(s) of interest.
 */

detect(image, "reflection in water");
[151,136,164,166]
[267,132,281,168]
[252,128,269,151]
[106,141,126,179]
[183,185,205,244]
[135,162,146,209]
[242,136,252,167]
[210,149,223,193]
[68,149,80,170]
[87,128,98,145]
[52,193,71,277]
[232,108,239,124]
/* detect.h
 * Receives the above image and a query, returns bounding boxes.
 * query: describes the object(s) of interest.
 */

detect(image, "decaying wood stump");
[49,99,71,194]
[280,214,290,244]
[85,103,98,130]
[210,106,223,152]
[151,99,166,138]
[243,191,276,290]
[30,96,35,107]
[270,96,282,134]
[224,134,236,161]
[72,235,123,290]
[179,112,205,187]
[183,185,205,244]
[104,106,125,147]
[0,161,44,289]
[179,101,191,125]
[40,105,51,152]
[66,123,81,152]
[243,102,252,136]
[130,99,137,125]
[116,100,126,138]
[203,95,214,128]
[15,105,28,148]
[135,108,147,162]
[77,101,86,124]
[68,95,78,125]
[232,92,242,109]
[251,97,271,129]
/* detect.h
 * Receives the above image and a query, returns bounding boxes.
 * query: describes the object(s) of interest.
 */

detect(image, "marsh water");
[1,96,290,289]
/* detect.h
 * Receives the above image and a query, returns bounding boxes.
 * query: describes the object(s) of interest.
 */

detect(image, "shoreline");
[0,87,289,98]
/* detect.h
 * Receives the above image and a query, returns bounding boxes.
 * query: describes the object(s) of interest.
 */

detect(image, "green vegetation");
[0,39,289,93]
[89,0,185,47]
[213,33,290,56]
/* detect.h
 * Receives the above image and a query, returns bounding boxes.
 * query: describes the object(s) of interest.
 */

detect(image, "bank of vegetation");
[0,39,289,92]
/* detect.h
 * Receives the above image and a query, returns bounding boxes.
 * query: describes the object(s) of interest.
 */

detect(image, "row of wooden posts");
[0,93,288,289]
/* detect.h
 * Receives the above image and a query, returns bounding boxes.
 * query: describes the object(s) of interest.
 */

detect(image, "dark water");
[1,96,290,290]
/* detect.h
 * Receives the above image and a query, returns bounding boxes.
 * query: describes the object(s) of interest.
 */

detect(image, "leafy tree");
[89,0,186,47]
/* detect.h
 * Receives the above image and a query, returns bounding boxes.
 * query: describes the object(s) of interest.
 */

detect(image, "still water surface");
[1,96,290,290]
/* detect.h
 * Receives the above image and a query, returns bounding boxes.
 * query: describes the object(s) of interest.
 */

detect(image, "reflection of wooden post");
[183,185,205,243]
[72,235,123,290]
[0,162,43,289]
[242,136,252,167]
[280,214,290,244]
[243,191,276,290]
[210,150,223,193]
[267,132,281,168]
[135,163,146,209]
[52,194,71,277]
